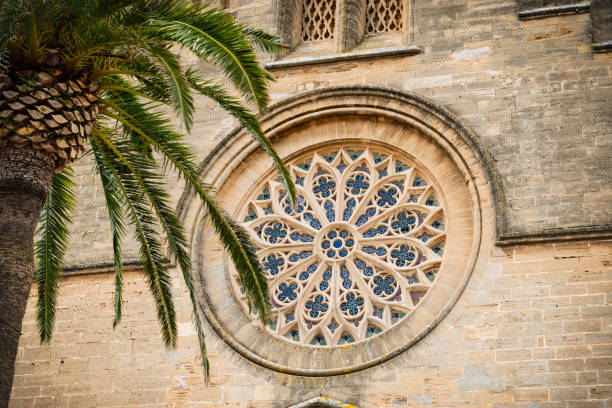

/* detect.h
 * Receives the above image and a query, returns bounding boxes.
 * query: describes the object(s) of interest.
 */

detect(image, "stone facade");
[9,0,612,407]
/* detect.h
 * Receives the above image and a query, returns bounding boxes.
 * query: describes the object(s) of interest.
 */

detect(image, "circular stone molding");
[181,86,494,376]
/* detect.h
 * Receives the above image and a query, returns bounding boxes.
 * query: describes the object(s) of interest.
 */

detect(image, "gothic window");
[365,0,403,35]
[233,147,446,347]
[301,0,337,42]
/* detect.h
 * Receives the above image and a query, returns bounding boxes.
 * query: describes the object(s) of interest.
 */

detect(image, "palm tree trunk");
[0,145,55,407]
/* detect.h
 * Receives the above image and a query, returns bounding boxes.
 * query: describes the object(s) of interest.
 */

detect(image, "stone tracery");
[232,147,447,347]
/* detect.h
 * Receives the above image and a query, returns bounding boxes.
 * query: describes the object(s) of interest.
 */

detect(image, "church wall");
[9,0,612,406]
[9,240,611,407]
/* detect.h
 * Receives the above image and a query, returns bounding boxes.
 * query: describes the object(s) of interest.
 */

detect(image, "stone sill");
[593,40,612,52]
[496,225,612,246]
[518,2,590,20]
[265,45,422,70]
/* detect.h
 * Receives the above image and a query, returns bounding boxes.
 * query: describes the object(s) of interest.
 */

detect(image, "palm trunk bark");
[0,145,55,407]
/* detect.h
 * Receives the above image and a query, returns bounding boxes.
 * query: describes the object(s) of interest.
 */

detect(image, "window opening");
[301,0,337,42]
[365,0,403,35]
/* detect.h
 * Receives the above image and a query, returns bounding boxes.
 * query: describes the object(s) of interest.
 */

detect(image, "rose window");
[233,148,446,347]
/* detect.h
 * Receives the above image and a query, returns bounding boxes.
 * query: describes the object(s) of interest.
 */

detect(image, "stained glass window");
[232,147,446,347]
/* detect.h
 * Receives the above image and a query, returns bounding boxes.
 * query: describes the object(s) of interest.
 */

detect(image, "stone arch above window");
[180,87,501,376]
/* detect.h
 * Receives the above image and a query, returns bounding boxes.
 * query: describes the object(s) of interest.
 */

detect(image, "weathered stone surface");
[8,0,612,406]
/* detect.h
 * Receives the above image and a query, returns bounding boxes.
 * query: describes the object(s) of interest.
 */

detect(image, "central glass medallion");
[233,147,447,347]
[319,224,356,260]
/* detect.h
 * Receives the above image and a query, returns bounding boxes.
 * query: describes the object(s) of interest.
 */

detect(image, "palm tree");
[0,0,296,404]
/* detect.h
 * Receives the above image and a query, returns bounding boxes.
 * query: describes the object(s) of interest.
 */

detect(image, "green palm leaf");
[93,144,127,328]
[99,84,271,322]
[92,129,177,348]
[185,70,297,205]
[146,7,271,111]
[35,168,77,344]
[2,0,287,381]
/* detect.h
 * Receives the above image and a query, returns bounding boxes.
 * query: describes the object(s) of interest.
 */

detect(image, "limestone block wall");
[9,0,612,406]
[9,240,611,407]
[61,0,611,269]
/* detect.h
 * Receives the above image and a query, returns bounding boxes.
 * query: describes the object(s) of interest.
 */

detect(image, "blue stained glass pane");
[323,152,337,163]
[418,232,431,242]
[328,320,338,333]
[413,176,427,187]
[432,217,444,230]
[364,229,377,238]
[346,173,370,195]
[337,161,347,173]
[425,269,438,282]
[396,160,410,172]
[244,209,257,222]
[285,329,299,341]
[376,187,398,207]
[373,152,387,164]
[324,201,335,222]
[278,282,298,302]
[310,335,327,345]
[257,188,270,200]
[348,150,363,160]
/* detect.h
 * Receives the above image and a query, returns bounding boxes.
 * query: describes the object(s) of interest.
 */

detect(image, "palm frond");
[91,128,177,348]
[241,25,286,54]
[92,121,212,377]
[139,42,194,131]
[35,168,77,344]
[92,143,127,328]
[98,89,271,322]
[4,0,284,379]
[146,6,271,111]
[185,69,297,205]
